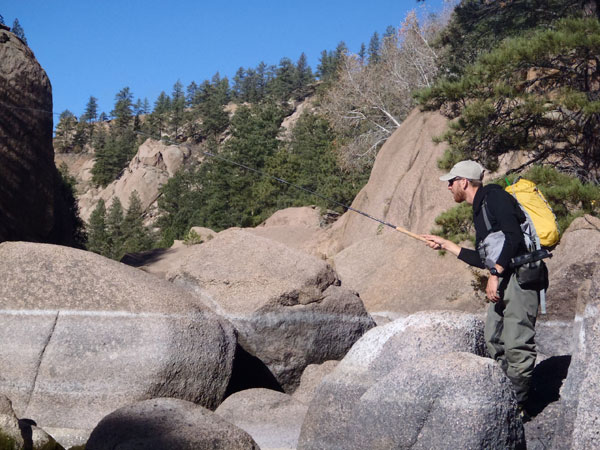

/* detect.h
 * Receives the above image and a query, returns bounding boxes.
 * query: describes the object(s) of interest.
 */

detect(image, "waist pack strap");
[540,289,547,315]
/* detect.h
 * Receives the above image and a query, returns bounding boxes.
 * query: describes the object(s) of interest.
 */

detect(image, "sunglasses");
[448,177,462,186]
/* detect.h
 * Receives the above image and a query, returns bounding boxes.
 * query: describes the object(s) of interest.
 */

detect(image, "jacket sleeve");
[458,247,485,268]
[485,189,524,269]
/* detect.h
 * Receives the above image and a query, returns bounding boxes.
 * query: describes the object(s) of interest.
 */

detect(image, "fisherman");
[421,160,540,420]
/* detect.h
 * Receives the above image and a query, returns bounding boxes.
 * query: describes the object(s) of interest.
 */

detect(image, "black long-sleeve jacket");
[458,184,527,270]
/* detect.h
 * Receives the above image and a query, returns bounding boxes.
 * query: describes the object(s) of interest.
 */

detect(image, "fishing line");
[133,131,426,242]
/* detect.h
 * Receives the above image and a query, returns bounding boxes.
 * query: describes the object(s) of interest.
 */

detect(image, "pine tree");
[232,67,246,101]
[0,14,5,25]
[150,91,171,138]
[294,52,314,98]
[12,19,27,44]
[195,77,229,138]
[317,50,335,81]
[122,191,154,254]
[111,87,133,131]
[358,43,367,65]
[186,81,199,106]
[87,199,109,256]
[256,61,268,100]
[82,96,98,123]
[269,57,296,101]
[383,25,397,41]
[368,32,380,65]
[54,110,78,153]
[132,98,143,117]
[171,80,185,137]
[142,98,150,115]
[106,198,125,260]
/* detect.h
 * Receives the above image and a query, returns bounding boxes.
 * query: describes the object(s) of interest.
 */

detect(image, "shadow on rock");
[224,344,283,398]
[121,248,170,267]
[18,418,37,450]
[528,355,571,416]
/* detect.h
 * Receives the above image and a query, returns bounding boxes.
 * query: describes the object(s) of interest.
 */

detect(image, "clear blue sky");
[3,0,446,121]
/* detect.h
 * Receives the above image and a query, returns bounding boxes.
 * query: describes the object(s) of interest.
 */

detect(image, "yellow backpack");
[505,178,560,247]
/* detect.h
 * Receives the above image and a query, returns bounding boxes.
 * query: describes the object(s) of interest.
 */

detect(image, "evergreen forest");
[48,0,600,258]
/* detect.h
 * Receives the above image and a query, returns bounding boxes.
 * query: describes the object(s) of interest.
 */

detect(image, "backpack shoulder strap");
[481,197,493,232]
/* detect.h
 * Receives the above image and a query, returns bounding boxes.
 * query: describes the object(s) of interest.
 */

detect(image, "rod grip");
[395,226,428,242]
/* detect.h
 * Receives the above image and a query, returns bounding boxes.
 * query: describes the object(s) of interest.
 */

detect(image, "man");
[422,160,539,419]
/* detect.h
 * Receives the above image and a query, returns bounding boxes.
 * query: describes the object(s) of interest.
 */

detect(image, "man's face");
[447,177,466,203]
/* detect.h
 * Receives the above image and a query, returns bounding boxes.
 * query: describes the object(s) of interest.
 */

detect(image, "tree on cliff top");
[418,17,600,182]
[11,19,26,44]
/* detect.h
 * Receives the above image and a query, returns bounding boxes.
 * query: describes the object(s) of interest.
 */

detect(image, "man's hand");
[421,234,462,257]
[486,275,500,302]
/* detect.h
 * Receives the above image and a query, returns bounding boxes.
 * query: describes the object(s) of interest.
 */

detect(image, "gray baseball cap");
[439,160,485,181]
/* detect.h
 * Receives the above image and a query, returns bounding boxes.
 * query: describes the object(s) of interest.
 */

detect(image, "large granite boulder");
[322,109,454,255]
[141,228,376,391]
[86,398,259,450]
[333,232,485,314]
[292,361,339,405]
[552,265,600,449]
[0,27,55,243]
[249,206,326,257]
[333,353,525,449]
[0,242,237,434]
[297,311,486,449]
[216,388,308,450]
[546,215,600,320]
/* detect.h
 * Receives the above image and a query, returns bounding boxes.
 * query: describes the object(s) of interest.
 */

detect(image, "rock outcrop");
[216,388,308,450]
[0,242,237,433]
[546,214,600,320]
[0,27,69,244]
[86,398,259,450]
[140,228,376,391]
[297,311,487,448]
[77,138,192,222]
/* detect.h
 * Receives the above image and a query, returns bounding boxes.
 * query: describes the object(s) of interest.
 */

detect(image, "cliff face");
[0,29,81,246]
[0,28,55,242]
